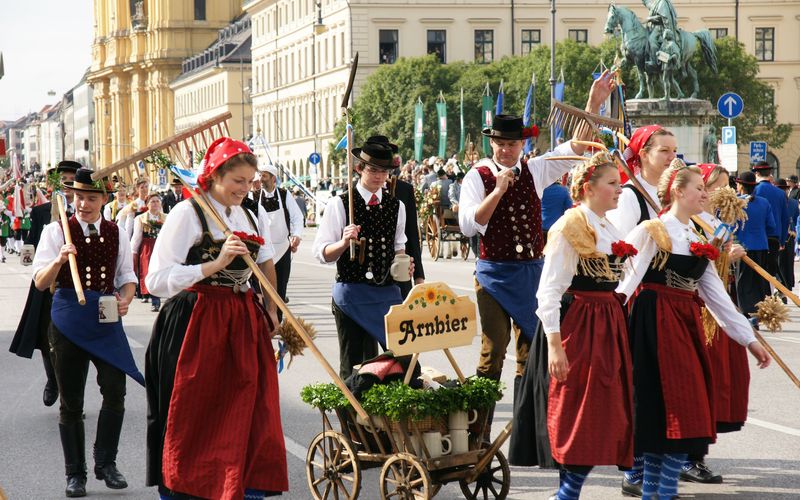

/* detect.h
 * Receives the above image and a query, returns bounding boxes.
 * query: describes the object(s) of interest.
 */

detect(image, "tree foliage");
[331,37,790,162]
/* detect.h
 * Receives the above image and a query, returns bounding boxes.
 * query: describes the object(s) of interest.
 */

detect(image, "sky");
[0,1,93,122]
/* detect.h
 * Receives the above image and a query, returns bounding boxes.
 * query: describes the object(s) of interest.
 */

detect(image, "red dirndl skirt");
[547,290,634,467]
[162,284,288,499]
[708,328,750,429]
[138,237,156,295]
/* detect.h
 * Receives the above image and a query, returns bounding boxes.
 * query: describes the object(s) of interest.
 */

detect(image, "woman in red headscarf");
[144,138,287,500]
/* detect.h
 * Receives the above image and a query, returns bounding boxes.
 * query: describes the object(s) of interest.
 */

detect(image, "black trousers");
[779,235,796,290]
[48,324,126,425]
[274,250,292,321]
[331,300,379,380]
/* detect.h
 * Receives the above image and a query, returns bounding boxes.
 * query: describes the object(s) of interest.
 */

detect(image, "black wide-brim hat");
[735,171,757,185]
[482,114,525,140]
[351,142,395,170]
[47,160,82,174]
[63,168,110,193]
[365,135,399,154]
[752,161,773,172]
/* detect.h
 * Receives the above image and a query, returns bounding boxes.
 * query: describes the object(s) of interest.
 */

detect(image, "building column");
[130,71,148,151]
[109,74,131,163]
[92,79,111,169]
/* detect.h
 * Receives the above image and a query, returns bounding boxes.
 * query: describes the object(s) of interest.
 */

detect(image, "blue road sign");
[750,141,768,164]
[722,126,736,145]
[309,152,321,165]
[717,92,743,119]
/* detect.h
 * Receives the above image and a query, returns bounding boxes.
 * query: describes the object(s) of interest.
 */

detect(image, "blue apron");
[475,259,543,341]
[51,288,145,386]
[333,282,402,348]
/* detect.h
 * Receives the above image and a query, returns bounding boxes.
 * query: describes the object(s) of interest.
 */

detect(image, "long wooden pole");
[345,120,357,261]
[167,146,370,420]
[56,194,86,305]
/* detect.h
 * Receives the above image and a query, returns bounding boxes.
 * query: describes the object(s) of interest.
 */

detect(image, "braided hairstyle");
[657,158,703,211]
[569,152,617,202]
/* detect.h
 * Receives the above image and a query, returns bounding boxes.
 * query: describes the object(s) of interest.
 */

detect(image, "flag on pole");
[554,70,565,142]
[11,152,22,180]
[523,72,535,154]
[436,92,447,158]
[458,88,465,153]
[495,80,504,115]
[0,52,5,81]
[414,97,424,162]
[481,83,493,155]
[12,183,24,217]
[335,124,353,150]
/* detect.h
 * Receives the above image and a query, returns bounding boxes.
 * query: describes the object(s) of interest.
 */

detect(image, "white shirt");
[32,215,137,290]
[537,205,624,334]
[130,212,163,255]
[606,174,660,237]
[616,213,756,346]
[312,182,407,264]
[457,141,580,237]
[253,187,304,261]
[119,198,146,239]
[145,197,275,298]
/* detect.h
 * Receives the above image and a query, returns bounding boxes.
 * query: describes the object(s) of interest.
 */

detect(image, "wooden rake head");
[546,101,625,142]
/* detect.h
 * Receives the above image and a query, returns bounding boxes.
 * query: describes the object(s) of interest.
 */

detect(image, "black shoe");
[680,461,723,484]
[95,463,128,489]
[151,304,160,312]
[65,474,87,497]
[43,379,58,407]
[622,477,643,497]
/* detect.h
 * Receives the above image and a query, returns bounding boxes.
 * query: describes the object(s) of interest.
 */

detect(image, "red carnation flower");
[233,231,265,246]
[521,125,539,139]
[611,240,638,258]
[690,242,720,261]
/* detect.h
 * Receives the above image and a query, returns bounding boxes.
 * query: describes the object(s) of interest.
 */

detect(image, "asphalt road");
[1,227,798,499]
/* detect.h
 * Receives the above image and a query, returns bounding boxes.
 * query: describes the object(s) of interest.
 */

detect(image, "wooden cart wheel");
[460,239,470,260]
[306,430,361,500]
[379,452,432,500]
[425,215,441,261]
[458,449,511,500]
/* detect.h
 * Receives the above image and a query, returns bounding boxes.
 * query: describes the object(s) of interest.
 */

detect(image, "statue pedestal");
[626,99,715,163]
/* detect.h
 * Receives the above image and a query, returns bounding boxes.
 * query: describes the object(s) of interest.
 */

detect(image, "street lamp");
[311,2,328,182]
[549,0,557,151]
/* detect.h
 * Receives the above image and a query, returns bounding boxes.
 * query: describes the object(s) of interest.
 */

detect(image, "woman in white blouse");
[130,192,166,312]
[510,153,635,500]
[616,161,770,500]
[143,138,287,499]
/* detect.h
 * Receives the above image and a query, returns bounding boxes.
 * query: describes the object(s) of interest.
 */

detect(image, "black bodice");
[184,199,261,289]
[336,188,400,286]
[643,253,708,291]
[568,254,624,292]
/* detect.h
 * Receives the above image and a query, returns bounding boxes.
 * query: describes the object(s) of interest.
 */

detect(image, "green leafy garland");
[145,150,173,170]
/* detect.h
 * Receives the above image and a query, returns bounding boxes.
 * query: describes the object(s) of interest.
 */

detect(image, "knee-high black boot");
[94,409,128,489]
[59,421,87,497]
[42,351,58,407]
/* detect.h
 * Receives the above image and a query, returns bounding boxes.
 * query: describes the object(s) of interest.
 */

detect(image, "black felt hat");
[47,160,82,174]
[351,142,395,170]
[776,178,789,190]
[752,161,773,172]
[735,171,757,186]
[63,168,109,193]
[482,114,525,140]
[365,135,399,154]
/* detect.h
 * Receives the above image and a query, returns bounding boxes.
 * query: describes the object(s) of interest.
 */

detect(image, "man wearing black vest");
[160,178,183,214]
[254,164,304,319]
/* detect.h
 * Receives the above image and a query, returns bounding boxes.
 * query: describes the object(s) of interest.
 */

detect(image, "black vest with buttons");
[337,188,399,285]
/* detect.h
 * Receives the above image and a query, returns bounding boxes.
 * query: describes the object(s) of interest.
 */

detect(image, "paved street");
[1,226,799,499]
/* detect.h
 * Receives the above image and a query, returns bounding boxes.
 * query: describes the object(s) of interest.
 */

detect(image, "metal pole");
[511,0,516,56]
[549,0,556,151]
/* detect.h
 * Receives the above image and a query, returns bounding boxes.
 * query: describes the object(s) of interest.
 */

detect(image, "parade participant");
[293,187,308,226]
[0,199,9,263]
[541,180,573,244]
[102,183,128,222]
[31,168,142,497]
[131,192,166,312]
[145,137,287,499]
[119,177,150,238]
[312,140,411,379]
[752,161,788,278]
[734,171,777,324]
[160,178,183,214]
[607,125,676,236]
[776,178,798,294]
[11,160,79,409]
[459,71,616,441]
[510,153,634,500]
[617,162,770,500]
[680,164,749,484]
[365,134,425,297]
[253,163,304,319]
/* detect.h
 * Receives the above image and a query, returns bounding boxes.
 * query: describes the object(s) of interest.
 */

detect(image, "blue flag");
[169,165,198,189]
[554,81,565,142]
[522,83,534,154]
[335,124,353,150]
[495,80,504,115]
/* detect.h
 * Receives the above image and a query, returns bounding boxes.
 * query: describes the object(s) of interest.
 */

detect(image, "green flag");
[436,92,447,158]
[414,97,424,162]
[481,83,493,156]
[458,88,465,153]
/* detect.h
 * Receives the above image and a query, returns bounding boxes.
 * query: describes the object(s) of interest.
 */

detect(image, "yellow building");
[246,0,800,180]
[88,0,244,169]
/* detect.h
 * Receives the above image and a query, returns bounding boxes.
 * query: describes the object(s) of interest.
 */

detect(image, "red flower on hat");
[690,242,720,261]
[197,137,253,190]
[521,125,539,139]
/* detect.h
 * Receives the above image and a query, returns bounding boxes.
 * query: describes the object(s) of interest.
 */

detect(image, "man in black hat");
[776,178,799,293]
[32,168,142,497]
[312,141,413,378]
[788,175,800,201]
[457,73,616,446]
[365,134,425,298]
[753,161,788,277]
[11,160,80,410]
[160,177,183,214]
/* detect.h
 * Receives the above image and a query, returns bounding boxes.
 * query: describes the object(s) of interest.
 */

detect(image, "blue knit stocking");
[642,453,663,498]
[624,454,645,484]
[658,453,687,499]
[556,469,589,500]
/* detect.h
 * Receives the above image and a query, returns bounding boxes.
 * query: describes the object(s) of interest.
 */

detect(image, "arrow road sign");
[717,92,744,119]
[308,152,321,165]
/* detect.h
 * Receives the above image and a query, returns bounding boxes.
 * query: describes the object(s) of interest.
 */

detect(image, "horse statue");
[604,3,718,100]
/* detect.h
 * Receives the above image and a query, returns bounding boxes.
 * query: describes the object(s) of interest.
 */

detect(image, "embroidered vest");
[337,188,399,285]
[55,217,119,294]
[476,160,543,261]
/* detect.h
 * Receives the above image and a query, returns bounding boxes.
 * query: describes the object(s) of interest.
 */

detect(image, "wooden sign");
[385,282,477,356]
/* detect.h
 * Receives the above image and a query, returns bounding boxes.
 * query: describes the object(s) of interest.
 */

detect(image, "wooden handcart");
[424,200,471,262]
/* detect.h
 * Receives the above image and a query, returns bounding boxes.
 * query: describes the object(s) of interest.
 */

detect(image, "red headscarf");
[197,137,253,190]
[696,163,721,184]
[622,125,663,182]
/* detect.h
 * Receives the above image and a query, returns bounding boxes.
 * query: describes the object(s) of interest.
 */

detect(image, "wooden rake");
[546,101,625,142]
